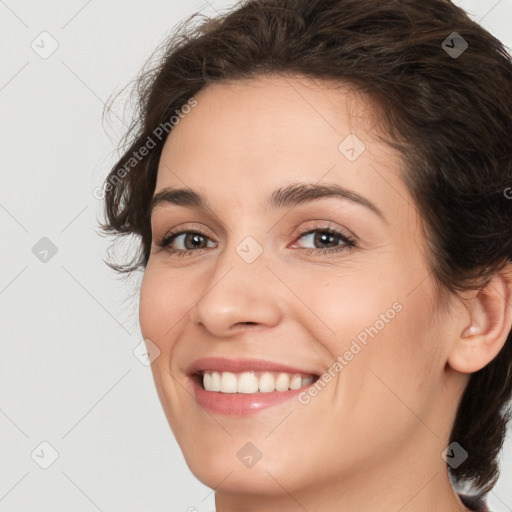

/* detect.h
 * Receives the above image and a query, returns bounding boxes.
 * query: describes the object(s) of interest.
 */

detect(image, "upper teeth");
[202,371,314,393]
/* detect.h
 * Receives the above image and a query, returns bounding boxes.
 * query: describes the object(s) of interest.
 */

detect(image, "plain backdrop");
[1,1,511,510]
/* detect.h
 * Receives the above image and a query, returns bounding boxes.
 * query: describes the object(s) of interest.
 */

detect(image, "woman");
[100,0,512,510]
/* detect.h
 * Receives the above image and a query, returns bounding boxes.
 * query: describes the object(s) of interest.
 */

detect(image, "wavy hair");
[100,0,512,496]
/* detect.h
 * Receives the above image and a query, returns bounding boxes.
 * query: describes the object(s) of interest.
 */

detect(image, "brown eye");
[294,227,356,254]
[157,230,216,256]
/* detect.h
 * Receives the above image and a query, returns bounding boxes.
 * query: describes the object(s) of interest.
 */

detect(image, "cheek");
[341,286,442,428]
[302,269,400,349]
[138,265,194,347]
[310,266,439,403]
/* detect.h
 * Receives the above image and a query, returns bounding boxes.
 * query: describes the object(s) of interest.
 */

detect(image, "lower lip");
[190,376,311,416]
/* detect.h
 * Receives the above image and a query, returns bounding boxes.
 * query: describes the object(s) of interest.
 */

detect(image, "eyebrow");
[149,182,387,224]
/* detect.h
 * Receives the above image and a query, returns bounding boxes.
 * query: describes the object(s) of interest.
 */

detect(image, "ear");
[447,262,512,374]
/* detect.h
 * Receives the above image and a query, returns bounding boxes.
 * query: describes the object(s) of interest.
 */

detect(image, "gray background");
[1,1,511,510]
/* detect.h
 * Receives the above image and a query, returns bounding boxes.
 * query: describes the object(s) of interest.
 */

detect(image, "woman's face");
[139,75,465,503]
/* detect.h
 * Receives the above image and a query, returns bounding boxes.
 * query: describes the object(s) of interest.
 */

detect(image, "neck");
[215,470,469,512]
[214,431,471,512]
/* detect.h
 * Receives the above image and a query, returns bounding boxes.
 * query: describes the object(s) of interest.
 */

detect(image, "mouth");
[186,357,321,415]
[195,370,319,393]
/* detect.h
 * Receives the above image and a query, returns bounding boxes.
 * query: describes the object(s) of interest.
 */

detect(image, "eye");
[155,229,216,257]
[154,223,356,258]
[292,225,356,255]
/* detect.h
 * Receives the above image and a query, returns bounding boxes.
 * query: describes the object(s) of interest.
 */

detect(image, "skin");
[138,74,512,512]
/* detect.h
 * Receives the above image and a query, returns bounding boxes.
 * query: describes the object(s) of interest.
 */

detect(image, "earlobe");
[447,263,512,374]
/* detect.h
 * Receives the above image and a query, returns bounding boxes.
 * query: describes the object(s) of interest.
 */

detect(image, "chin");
[176,433,305,496]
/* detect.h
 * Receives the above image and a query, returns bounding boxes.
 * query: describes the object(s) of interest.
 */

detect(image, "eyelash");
[155,224,356,258]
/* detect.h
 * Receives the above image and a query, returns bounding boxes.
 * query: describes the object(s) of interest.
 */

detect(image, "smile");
[201,370,316,393]
[187,357,321,415]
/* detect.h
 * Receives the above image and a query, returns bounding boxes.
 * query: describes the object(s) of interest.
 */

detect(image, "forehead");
[159,74,382,166]
[155,74,410,219]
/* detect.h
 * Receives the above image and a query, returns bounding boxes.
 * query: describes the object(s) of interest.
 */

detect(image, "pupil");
[317,232,335,247]
[186,234,204,249]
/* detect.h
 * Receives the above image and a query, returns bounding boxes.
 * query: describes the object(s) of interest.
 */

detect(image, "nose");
[189,244,283,337]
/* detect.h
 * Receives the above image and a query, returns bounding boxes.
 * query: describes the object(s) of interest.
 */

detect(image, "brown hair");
[100,0,512,496]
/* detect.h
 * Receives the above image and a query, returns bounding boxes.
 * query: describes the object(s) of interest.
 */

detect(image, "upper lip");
[187,357,320,376]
